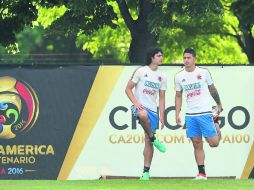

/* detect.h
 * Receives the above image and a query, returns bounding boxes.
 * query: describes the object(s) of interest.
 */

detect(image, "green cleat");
[140,172,150,180]
[152,139,166,153]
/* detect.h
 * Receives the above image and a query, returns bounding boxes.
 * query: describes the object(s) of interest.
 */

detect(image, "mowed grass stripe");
[0,179,254,190]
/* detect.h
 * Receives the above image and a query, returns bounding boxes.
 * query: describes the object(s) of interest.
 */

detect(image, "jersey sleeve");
[160,74,167,90]
[205,69,214,85]
[130,67,142,84]
[174,74,182,91]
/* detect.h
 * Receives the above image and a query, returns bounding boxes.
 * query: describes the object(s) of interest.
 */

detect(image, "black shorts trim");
[186,111,212,115]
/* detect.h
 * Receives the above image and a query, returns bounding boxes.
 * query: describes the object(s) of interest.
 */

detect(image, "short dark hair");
[145,47,163,65]
[183,48,196,57]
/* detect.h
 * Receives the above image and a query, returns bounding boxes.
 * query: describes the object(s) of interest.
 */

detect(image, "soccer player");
[174,48,223,180]
[125,47,167,180]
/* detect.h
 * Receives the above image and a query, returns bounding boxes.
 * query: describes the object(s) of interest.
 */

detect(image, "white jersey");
[175,66,213,114]
[131,65,167,112]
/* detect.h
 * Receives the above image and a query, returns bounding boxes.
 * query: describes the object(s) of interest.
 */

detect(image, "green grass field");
[1,179,254,190]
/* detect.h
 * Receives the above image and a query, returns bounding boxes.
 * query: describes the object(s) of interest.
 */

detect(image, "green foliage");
[76,1,130,63]
[0,0,38,45]
[159,28,248,64]
[0,26,44,63]
[47,0,118,36]
[231,0,254,31]
[0,0,117,45]
[148,0,224,35]
[76,25,130,63]
[37,5,67,29]
[74,5,247,64]
[0,0,252,64]
[16,26,44,53]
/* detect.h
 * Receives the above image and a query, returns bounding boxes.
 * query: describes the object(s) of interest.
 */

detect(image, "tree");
[115,0,225,63]
[74,2,248,64]
[1,0,226,63]
[0,4,87,64]
[230,0,254,64]
[159,29,248,64]
[0,0,38,46]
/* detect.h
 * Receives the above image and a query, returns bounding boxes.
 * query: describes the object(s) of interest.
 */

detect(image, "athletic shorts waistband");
[186,111,212,116]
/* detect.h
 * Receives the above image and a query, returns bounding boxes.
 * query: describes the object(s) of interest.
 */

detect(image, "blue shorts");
[131,105,158,134]
[185,113,217,138]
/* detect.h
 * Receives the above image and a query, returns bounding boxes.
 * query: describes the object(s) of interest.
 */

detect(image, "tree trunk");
[243,31,254,65]
[116,0,157,64]
[128,32,157,64]
[230,0,254,64]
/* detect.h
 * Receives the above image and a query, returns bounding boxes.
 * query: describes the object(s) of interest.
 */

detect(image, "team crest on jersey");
[197,74,202,80]
[182,78,186,82]
[144,74,148,77]
[158,76,162,82]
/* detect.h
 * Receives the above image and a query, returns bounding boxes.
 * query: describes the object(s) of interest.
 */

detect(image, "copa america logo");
[0,76,39,139]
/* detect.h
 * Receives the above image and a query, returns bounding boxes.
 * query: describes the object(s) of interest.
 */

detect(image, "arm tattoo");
[209,85,221,105]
